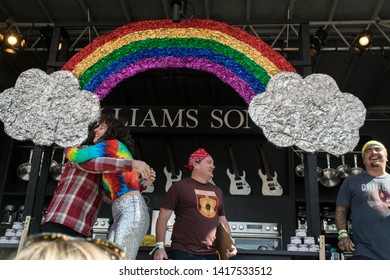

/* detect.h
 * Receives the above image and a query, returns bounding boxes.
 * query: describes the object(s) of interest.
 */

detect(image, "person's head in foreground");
[13,232,125,260]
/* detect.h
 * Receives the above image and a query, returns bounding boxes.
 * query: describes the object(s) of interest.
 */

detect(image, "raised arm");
[73,157,151,179]
[66,140,131,163]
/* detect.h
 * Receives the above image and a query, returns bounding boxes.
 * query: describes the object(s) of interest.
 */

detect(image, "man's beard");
[369,162,381,168]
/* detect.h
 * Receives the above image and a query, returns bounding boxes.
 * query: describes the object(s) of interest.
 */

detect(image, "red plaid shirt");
[42,157,134,236]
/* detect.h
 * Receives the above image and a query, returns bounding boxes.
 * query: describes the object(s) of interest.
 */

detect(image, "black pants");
[41,222,87,238]
[168,249,217,260]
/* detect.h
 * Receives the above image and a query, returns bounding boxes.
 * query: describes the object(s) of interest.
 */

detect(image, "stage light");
[0,20,25,54]
[170,0,187,23]
[7,33,18,45]
[350,30,373,55]
[1,31,25,54]
[310,27,328,57]
[358,31,373,47]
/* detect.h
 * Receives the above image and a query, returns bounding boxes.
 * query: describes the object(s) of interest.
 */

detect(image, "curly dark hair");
[94,114,135,155]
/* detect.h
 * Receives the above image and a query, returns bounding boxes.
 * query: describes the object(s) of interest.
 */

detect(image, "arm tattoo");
[335,205,349,231]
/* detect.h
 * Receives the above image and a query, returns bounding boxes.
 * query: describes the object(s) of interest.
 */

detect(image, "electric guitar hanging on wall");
[134,139,154,193]
[163,141,182,192]
[226,141,251,195]
[257,140,283,196]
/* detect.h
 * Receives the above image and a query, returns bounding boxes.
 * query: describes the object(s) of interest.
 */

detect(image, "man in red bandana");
[153,148,237,260]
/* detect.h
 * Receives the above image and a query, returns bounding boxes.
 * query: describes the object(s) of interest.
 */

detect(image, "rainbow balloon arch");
[62,19,296,104]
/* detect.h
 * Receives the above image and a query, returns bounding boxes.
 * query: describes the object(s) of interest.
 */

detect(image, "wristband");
[338,232,349,240]
[338,229,348,235]
[139,178,148,185]
[149,241,165,255]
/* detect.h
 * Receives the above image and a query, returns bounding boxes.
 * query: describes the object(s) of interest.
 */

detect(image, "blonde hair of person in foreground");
[13,232,125,260]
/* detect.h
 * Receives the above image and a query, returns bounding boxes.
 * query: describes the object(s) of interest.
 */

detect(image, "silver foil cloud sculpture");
[248,72,366,156]
[0,68,101,147]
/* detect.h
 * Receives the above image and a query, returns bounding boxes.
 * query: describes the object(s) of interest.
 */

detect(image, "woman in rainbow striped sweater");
[66,114,155,260]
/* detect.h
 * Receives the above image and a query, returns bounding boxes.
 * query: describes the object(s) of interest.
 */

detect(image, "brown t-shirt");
[161,177,225,255]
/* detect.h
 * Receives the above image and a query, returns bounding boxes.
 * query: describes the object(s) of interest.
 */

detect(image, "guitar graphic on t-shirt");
[196,189,218,218]
[198,195,217,218]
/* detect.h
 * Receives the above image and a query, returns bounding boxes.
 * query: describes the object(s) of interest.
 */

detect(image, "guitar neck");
[167,143,177,176]
[227,143,240,177]
[258,143,272,178]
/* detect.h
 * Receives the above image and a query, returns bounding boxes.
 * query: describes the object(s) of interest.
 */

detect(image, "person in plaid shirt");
[42,124,153,237]
[64,115,155,259]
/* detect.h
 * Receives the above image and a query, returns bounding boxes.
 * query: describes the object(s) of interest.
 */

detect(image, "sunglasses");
[23,232,125,260]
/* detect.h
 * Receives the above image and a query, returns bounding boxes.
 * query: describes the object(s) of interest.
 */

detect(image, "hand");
[147,168,156,184]
[153,248,168,260]
[226,244,237,258]
[140,168,156,188]
[132,160,151,179]
[338,236,355,253]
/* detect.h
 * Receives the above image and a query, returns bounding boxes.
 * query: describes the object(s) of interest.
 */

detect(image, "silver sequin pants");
[108,194,150,260]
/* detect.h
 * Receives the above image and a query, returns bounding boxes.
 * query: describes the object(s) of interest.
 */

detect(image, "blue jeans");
[169,250,217,260]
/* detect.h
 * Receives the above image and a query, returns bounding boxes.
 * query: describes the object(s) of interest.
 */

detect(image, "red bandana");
[185,148,210,171]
